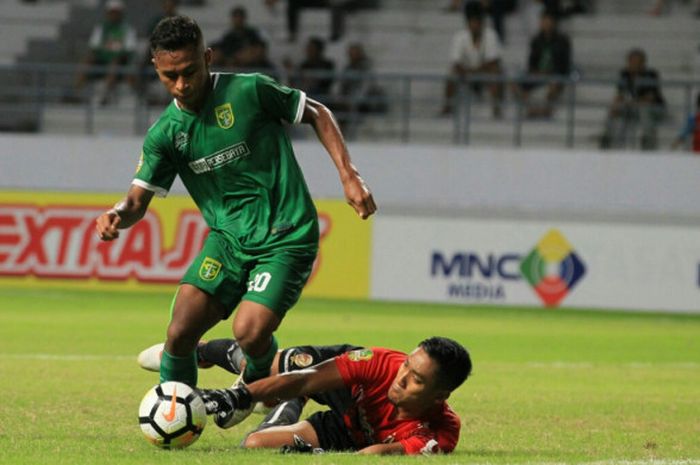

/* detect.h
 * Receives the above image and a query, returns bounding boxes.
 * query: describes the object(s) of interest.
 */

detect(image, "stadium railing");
[0,62,697,150]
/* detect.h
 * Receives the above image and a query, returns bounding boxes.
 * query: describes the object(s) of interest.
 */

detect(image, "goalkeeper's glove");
[197,385,253,429]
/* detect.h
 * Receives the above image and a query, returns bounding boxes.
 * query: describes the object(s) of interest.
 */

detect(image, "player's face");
[153,44,212,112]
[467,18,483,37]
[627,53,645,74]
[387,347,445,411]
[540,15,555,35]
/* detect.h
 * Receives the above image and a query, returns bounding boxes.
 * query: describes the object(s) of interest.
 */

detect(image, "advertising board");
[371,214,700,313]
[0,192,371,299]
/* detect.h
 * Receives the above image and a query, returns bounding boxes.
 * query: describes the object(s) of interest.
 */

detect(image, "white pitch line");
[0,353,134,362]
[585,461,697,465]
[458,460,700,465]
[541,461,700,465]
[2,355,698,370]
[524,362,700,369]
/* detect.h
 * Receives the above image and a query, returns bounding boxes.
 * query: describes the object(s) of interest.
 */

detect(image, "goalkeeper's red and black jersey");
[333,348,460,455]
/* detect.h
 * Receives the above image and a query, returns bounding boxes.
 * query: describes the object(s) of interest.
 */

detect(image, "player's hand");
[95,210,121,241]
[342,169,376,220]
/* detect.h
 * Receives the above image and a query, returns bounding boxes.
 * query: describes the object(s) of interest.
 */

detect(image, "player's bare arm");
[246,358,346,404]
[302,98,377,220]
[95,184,154,241]
[358,442,406,455]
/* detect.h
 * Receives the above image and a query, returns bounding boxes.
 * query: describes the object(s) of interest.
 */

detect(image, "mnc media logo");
[519,229,586,307]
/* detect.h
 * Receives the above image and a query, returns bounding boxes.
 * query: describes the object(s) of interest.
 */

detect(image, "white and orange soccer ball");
[138,381,207,449]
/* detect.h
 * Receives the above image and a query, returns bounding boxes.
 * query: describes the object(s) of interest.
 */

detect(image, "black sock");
[198,339,244,374]
[254,398,307,433]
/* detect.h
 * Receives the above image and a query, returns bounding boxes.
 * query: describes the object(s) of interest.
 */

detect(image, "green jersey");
[134,73,319,253]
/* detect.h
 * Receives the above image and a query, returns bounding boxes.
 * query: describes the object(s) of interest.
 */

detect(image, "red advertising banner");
[0,192,371,299]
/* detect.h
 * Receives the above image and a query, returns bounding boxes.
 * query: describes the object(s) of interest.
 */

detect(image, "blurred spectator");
[648,0,668,14]
[488,0,518,42]
[536,0,592,18]
[338,42,373,102]
[671,93,700,152]
[267,0,379,42]
[441,1,504,118]
[446,0,462,11]
[289,36,335,100]
[144,0,179,37]
[539,0,561,16]
[238,38,280,79]
[71,0,137,105]
[599,49,666,151]
[137,0,179,103]
[513,11,571,118]
[560,0,591,16]
[211,6,266,68]
[330,43,387,131]
[445,0,517,42]
[649,0,700,16]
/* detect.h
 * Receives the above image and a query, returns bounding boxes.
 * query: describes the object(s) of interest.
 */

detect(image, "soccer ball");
[138,381,207,449]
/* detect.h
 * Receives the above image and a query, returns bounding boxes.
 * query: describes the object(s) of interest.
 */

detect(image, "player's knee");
[233,324,270,355]
[233,302,280,353]
[242,432,266,449]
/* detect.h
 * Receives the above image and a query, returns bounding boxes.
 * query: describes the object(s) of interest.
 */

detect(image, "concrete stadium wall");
[2,133,700,220]
[1,134,699,312]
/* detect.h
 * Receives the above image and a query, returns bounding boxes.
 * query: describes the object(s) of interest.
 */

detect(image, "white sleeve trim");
[132,179,169,198]
[292,90,306,124]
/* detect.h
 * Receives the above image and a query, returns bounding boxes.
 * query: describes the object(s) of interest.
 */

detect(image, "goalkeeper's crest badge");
[199,257,222,281]
[290,353,314,368]
[347,349,373,362]
[214,103,234,129]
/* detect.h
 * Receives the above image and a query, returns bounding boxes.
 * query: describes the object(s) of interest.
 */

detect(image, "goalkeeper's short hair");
[420,336,472,391]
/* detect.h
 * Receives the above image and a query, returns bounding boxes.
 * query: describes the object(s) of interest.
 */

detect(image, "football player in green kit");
[95,15,376,426]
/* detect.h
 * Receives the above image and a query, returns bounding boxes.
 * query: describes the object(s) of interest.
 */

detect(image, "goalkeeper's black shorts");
[277,343,364,451]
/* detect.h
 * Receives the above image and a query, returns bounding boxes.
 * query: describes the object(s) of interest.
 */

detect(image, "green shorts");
[181,231,317,319]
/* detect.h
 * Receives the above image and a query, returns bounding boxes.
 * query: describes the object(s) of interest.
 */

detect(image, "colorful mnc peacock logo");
[520,229,586,307]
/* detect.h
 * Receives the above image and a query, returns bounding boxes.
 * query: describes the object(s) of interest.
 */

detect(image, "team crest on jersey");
[347,349,373,362]
[290,352,314,368]
[135,151,144,173]
[215,103,235,129]
[199,257,222,281]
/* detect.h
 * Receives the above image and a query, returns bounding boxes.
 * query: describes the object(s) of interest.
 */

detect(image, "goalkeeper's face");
[152,43,212,112]
[387,348,448,412]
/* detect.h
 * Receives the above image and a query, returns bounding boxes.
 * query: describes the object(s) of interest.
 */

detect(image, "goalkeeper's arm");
[234,358,346,406]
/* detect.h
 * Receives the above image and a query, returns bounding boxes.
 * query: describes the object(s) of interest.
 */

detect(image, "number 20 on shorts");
[248,272,272,292]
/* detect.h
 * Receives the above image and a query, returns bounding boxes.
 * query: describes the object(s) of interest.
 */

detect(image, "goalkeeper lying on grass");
[138,336,471,455]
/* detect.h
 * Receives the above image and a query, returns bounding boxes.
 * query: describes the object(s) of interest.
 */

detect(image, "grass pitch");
[0,286,699,465]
